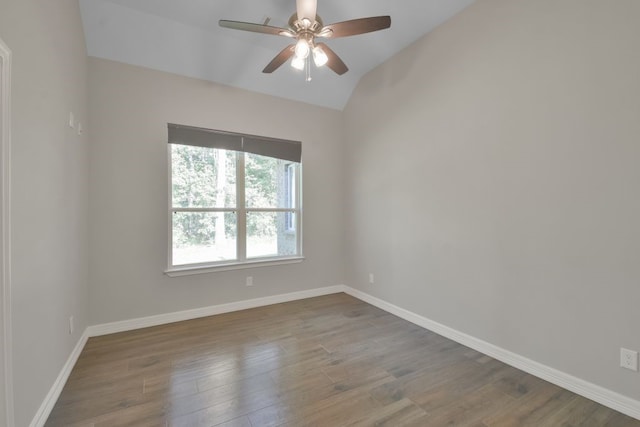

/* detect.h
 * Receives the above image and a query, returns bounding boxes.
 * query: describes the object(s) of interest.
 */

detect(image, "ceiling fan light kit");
[219,0,391,80]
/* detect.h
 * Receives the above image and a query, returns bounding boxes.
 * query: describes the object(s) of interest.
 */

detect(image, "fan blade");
[296,0,317,24]
[263,45,295,73]
[319,16,391,38]
[316,43,348,75]
[219,20,295,37]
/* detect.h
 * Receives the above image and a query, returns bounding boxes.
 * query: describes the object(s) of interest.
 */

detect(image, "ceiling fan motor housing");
[289,14,323,35]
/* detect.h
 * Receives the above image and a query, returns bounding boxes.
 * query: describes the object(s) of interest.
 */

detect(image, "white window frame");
[165,146,303,277]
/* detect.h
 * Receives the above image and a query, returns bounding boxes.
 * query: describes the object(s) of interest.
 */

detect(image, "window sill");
[164,256,305,277]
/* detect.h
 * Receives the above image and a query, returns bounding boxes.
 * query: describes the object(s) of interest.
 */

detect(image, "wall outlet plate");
[620,348,638,371]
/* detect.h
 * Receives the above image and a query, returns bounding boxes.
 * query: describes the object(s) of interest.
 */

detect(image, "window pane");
[245,153,298,208]
[247,212,297,259]
[171,145,236,208]
[172,211,237,265]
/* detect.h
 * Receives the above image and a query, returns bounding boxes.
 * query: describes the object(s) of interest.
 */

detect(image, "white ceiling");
[79,0,475,110]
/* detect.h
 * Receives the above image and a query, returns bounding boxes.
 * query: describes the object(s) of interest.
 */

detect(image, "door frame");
[0,36,14,427]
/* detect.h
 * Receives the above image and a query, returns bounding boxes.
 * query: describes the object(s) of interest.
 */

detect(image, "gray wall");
[0,0,90,425]
[0,34,8,427]
[344,0,640,401]
[88,58,345,324]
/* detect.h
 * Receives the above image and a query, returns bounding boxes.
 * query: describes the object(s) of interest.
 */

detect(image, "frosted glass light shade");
[294,39,310,59]
[312,46,328,67]
[291,55,305,70]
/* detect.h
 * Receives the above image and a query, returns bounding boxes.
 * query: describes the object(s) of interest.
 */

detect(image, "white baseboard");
[32,284,640,425]
[31,285,346,426]
[29,330,89,427]
[343,286,640,421]
[87,285,346,337]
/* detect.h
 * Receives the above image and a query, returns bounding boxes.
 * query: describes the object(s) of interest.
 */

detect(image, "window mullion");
[172,207,237,213]
[237,151,247,261]
[245,208,297,213]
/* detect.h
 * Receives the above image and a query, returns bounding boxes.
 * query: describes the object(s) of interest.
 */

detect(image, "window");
[167,124,302,272]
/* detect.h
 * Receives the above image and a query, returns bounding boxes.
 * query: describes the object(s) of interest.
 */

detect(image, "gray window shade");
[168,123,301,163]
[168,124,242,151]
[242,136,301,163]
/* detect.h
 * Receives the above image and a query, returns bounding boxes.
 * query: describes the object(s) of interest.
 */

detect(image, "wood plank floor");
[46,293,640,427]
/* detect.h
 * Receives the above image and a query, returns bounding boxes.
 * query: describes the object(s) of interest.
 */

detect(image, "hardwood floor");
[46,293,640,426]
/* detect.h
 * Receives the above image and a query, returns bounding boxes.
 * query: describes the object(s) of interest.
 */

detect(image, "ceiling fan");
[219,0,391,78]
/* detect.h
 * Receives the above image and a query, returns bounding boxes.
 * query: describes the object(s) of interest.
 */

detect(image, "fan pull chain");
[305,54,312,82]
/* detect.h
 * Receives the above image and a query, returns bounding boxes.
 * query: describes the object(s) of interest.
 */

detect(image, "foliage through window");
[170,141,301,268]
[284,163,296,232]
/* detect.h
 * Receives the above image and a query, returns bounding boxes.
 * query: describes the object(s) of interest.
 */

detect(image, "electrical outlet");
[369,273,374,284]
[69,316,74,335]
[246,276,253,287]
[620,348,638,371]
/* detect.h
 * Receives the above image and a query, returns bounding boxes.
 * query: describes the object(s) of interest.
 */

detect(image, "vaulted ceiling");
[79,0,475,110]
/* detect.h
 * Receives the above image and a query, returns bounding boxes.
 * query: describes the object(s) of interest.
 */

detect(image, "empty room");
[1,0,639,425]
